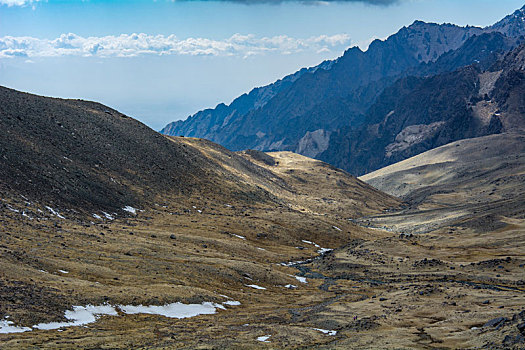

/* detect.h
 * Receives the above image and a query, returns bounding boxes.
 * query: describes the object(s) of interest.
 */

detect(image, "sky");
[1,0,524,130]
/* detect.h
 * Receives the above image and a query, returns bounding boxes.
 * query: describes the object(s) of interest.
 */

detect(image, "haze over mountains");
[162,5,525,175]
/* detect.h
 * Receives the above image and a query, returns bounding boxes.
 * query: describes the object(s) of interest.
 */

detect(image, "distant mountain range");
[161,5,525,175]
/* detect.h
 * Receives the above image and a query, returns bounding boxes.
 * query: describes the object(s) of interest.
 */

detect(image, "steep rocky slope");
[321,42,525,175]
[0,86,397,220]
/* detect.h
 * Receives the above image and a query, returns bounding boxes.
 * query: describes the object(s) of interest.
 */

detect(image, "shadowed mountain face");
[321,42,525,175]
[0,87,273,215]
[161,6,525,168]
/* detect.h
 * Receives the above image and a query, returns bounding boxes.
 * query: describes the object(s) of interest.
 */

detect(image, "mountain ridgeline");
[161,6,525,176]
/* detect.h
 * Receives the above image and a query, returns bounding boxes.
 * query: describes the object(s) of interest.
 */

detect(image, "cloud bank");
[0,33,351,58]
[0,0,398,6]
[0,0,39,6]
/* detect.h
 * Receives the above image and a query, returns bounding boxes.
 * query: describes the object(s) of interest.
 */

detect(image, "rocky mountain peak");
[489,5,525,38]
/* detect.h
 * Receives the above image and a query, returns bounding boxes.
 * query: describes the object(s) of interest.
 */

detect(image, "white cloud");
[0,0,39,7]
[0,32,351,58]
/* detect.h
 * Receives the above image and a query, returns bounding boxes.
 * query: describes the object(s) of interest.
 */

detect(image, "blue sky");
[1,0,524,130]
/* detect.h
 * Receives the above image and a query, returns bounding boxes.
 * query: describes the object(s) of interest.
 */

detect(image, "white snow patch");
[256,247,266,251]
[122,206,137,215]
[294,276,307,284]
[245,284,266,290]
[119,302,218,319]
[92,214,102,220]
[6,205,19,213]
[45,206,66,219]
[284,284,297,289]
[197,210,202,213]
[232,234,246,240]
[0,319,32,333]
[302,240,320,248]
[332,226,342,231]
[0,301,238,334]
[317,248,333,254]
[102,212,114,220]
[22,211,32,220]
[33,305,117,330]
[58,270,69,274]
[313,328,337,336]
[257,335,271,342]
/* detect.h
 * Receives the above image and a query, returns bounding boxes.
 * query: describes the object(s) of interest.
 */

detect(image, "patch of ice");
[245,284,266,290]
[122,206,137,215]
[317,248,333,254]
[102,212,114,220]
[313,328,337,336]
[92,214,102,220]
[119,302,218,319]
[284,284,297,289]
[257,335,271,342]
[58,270,69,274]
[33,305,117,330]
[197,210,202,213]
[256,247,266,251]
[232,234,246,240]
[219,294,231,299]
[223,300,241,306]
[332,226,342,231]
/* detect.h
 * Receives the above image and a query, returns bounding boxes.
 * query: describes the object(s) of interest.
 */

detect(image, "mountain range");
[161,5,525,175]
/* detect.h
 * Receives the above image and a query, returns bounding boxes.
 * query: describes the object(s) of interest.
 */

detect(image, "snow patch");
[34,305,117,330]
[313,328,337,336]
[0,301,240,334]
[102,212,114,220]
[332,226,342,231]
[45,206,66,219]
[245,284,266,290]
[257,335,271,342]
[92,214,102,220]
[122,206,137,215]
[294,276,307,284]
[302,240,320,248]
[58,270,69,274]
[232,234,246,240]
[119,302,218,319]
[0,319,32,334]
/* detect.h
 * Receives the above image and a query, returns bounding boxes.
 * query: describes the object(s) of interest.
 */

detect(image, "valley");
[0,88,524,348]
